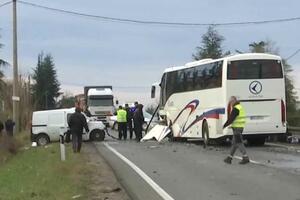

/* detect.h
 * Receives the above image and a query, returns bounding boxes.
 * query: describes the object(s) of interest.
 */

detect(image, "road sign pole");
[12,0,19,134]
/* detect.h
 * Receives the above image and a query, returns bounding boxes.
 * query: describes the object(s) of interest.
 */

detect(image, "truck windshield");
[88,98,113,106]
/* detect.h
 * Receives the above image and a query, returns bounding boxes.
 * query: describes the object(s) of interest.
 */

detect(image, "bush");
[0,132,29,164]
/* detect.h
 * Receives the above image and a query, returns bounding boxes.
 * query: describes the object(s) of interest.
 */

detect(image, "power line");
[18,0,300,27]
[0,1,12,8]
[286,49,300,61]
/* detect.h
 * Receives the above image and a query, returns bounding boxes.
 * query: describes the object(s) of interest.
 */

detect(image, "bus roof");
[163,53,281,74]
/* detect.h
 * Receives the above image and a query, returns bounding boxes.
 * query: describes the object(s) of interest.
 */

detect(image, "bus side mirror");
[115,100,119,105]
[151,86,156,98]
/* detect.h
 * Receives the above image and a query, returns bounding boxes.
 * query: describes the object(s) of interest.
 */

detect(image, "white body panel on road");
[141,125,170,142]
[151,53,287,143]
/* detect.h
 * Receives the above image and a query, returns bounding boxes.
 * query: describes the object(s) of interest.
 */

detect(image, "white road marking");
[104,142,175,200]
[234,156,261,165]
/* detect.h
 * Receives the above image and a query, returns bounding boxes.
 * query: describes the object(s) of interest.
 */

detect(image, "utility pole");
[12,0,19,133]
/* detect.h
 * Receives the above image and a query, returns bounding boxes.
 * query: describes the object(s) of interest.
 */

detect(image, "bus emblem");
[249,81,262,95]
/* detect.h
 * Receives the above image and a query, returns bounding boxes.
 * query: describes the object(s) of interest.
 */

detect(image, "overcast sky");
[1,0,300,105]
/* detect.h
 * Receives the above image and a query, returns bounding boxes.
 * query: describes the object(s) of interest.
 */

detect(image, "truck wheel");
[202,121,209,148]
[36,134,50,146]
[90,130,105,142]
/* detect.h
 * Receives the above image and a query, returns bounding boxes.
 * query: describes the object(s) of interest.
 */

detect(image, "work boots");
[224,156,232,164]
[239,156,250,164]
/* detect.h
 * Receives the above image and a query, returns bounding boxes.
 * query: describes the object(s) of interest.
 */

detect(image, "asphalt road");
[94,130,300,200]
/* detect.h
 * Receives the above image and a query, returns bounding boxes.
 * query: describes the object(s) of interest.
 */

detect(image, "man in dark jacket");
[5,118,15,137]
[223,96,249,164]
[68,107,89,153]
[125,104,134,139]
[133,104,144,142]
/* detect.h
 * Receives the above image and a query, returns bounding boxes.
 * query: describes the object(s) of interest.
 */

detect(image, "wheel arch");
[201,118,208,133]
[89,128,105,140]
[35,132,50,145]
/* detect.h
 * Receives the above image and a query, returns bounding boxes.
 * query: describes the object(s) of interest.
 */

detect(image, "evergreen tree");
[32,52,60,110]
[193,26,229,60]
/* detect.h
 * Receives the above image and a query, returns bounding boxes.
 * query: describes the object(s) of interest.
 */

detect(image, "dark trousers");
[134,125,143,142]
[128,120,133,139]
[72,133,82,153]
[6,130,13,137]
[118,122,127,140]
[230,128,247,157]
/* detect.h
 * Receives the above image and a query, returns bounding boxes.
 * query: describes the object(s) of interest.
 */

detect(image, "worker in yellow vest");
[223,96,250,164]
[117,105,127,140]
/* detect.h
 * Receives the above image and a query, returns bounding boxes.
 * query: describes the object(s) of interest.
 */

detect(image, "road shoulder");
[94,142,165,200]
[83,143,130,200]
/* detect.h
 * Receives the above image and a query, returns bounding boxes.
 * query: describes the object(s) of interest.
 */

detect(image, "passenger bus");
[151,53,286,145]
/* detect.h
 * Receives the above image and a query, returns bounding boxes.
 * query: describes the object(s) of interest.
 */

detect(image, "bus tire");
[247,137,265,146]
[90,129,105,142]
[202,121,209,148]
[36,133,50,146]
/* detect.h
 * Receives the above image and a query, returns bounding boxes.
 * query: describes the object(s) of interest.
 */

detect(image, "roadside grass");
[0,142,88,200]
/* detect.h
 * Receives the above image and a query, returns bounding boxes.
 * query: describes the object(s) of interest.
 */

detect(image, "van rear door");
[48,111,66,141]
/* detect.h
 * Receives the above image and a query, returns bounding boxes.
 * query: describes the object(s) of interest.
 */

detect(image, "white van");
[31,108,106,146]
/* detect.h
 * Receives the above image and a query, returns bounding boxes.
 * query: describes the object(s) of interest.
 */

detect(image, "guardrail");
[287,126,300,136]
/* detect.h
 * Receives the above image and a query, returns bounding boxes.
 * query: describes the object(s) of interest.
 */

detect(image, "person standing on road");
[223,96,250,165]
[130,101,139,113]
[5,117,15,137]
[68,107,89,153]
[125,104,134,139]
[117,106,127,140]
[133,104,145,142]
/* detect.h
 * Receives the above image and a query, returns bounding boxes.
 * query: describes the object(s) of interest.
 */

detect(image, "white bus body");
[31,108,106,145]
[152,53,286,144]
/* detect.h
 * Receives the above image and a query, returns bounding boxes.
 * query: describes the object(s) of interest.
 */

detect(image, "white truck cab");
[84,86,115,126]
[31,108,106,146]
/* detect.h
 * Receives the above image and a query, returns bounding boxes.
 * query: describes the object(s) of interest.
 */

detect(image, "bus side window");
[165,71,177,102]
[185,68,195,91]
[177,70,185,92]
[194,65,204,90]
[213,62,223,87]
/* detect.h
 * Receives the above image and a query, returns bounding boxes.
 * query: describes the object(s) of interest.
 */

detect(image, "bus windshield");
[227,59,283,80]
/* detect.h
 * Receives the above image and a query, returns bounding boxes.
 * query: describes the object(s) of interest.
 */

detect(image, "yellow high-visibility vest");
[231,104,246,128]
[117,109,127,123]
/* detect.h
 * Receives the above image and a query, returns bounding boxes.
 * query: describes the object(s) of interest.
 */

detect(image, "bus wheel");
[90,130,105,142]
[247,137,265,146]
[202,121,209,148]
